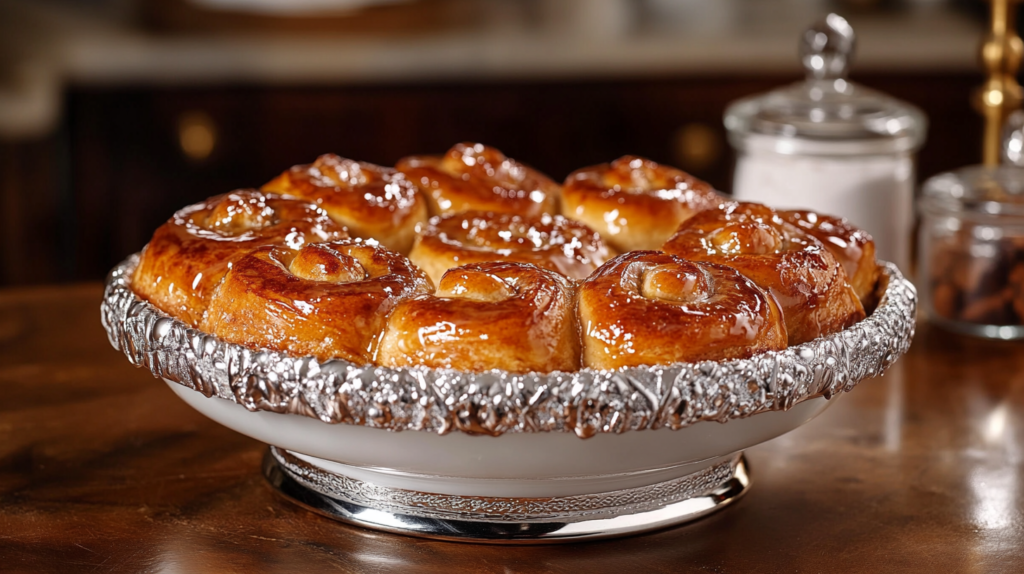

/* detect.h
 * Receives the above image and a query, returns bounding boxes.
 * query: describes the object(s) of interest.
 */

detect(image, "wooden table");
[2,285,1023,573]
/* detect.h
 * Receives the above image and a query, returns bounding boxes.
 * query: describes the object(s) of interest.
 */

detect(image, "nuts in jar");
[920,167,1024,339]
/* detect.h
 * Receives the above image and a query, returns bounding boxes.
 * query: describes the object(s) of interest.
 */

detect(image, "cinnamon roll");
[408,210,612,285]
[201,240,432,364]
[132,190,346,327]
[578,251,787,369]
[396,142,560,217]
[663,202,865,345]
[377,262,579,373]
[263,154,428,254]
[562,155,721,252]
[779,210,879,304]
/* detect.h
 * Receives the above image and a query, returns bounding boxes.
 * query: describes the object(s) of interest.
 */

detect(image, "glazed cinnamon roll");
[377,262,579,373]
[263,154,428,254]
[132,190,346,327]
[779,210,879,304]
[562,156,721,252]
[201,240,432,364]
[408,210,612,285]
[578,251,787,369]
[663,202,865,345]
[396,142,560,217]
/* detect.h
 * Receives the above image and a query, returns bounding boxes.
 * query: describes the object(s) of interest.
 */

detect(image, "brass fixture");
[177,110,217,163]
[673,122,723,174]
[974,0,1023,166]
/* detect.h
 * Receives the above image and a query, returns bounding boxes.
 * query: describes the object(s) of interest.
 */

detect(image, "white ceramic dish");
[170,381,831,497]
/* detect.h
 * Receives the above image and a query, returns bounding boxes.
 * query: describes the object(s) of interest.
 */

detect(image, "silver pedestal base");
[262,447,751,544]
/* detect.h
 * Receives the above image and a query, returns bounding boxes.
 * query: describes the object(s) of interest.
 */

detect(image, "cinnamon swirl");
[578,251,787,369]
[132,190,346,327]
[263,154,427,254]
[396,142,560,217]
[663,202,865,345]
[408,210,612,285]
[201,240,432,364]
[377,262,579,373]
[779,210,879,304]
[562,156,721,252]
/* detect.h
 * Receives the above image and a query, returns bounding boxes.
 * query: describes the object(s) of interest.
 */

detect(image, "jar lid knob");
[1002,109,1024,166]
[800,13,855,80]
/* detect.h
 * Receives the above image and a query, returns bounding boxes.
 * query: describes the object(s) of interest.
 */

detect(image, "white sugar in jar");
[725,14,926,272]
[733,142,916,270]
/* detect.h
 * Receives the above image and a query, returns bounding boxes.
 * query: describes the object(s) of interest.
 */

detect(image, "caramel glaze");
[562,155,722,252]
[662,202,865,346]
[263,154,428,254]
[132,190,347,327]
[377,262,579,373]
[779,209,880,305]
[396,142,561,218]
[578,251,787,369]
[201,240,432,364]
[408,210,613,285]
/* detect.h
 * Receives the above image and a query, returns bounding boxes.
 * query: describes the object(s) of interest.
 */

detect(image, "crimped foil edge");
[101,255,916,438]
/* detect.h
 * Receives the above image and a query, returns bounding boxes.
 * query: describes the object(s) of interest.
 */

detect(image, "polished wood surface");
[2,285,1023,573]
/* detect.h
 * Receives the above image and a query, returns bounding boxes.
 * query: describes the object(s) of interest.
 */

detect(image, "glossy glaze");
[132,190,347,327]
[201,240,431,364]
[562,155,722,252]
[397,142,560,217]
[578,251,787,369]
[263,154,428,254]
[378,261,579,374]
[408,210,612,285]
[663,202,865,346]
[780,209,879,303]
[131,152,873,373]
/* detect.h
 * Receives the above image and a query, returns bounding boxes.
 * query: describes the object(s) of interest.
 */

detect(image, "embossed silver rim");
[102,255,916,438]
[262,447,751,543]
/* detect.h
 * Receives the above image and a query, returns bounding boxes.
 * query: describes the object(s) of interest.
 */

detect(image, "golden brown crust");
[132,190,347,327]
[408,210,613,285]
[377,262,579,373]
[130,147,879,372]
[779,210,879,303]
[263,154,428,254]
[662,202,865,346]
[578,251,788,369]
[396,142,560,217]
[562,156,722,252]
[200,240,432,364]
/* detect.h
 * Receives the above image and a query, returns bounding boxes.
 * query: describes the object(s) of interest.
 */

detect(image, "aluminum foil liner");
[101,255,916,439]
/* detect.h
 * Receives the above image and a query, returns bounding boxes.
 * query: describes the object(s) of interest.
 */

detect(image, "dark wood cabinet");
[0,73,983,285]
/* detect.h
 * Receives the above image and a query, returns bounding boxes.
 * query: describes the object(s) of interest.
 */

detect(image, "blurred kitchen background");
[0,0,1003,286]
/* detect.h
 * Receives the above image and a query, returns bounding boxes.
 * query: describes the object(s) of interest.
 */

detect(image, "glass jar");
[724,14,926,272]
[919,165,1024,339]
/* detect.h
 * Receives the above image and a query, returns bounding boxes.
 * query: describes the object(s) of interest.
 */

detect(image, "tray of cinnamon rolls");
[102,142,916,438]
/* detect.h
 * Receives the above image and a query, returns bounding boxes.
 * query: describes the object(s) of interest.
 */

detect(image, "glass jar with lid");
[725,14,927,272]
[919,113,1024,339]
